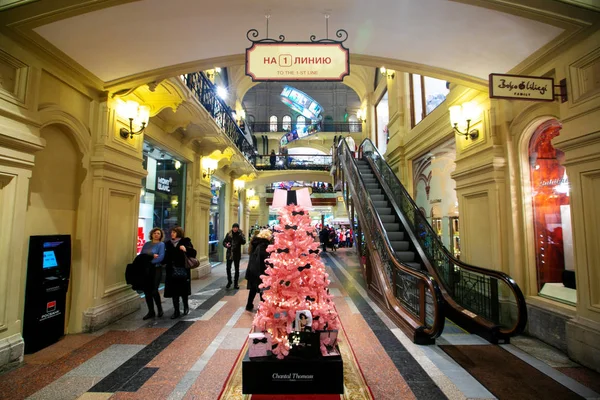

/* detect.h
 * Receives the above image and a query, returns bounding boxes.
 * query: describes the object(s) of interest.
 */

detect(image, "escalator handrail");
[337,139,445,339]
[358,138,527,337]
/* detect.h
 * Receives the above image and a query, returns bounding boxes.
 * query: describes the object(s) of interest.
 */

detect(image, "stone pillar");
[0,117,44,370]
[79,101,148,332]
[187,154,212,278]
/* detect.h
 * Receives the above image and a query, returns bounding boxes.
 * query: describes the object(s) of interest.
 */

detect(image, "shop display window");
[138,145,186,251]
[209,178,225,265]
[528,120,575,304]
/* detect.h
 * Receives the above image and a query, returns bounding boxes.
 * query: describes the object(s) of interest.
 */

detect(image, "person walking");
[223,223,246,289]
[140,228,165,320]
[245,229,272,311]
[164,227,196,319]
[269,149,277,169]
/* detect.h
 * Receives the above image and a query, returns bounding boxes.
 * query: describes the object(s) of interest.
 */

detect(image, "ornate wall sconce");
[233,179,245,194]
[248,197,260,210]
[202,157,218,180]
[449,101,480,140]
[116,99,150,139]
[205,67,221,80]
[380,66,395,79]
[356,109,367,123]
[246,188,256,198]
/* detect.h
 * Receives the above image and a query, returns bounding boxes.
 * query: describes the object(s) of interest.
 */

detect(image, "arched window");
[282,115,292,131]
[348,115,359,132]
[269,115,278,132]
[528,119,575,301]
[296,116,306,132]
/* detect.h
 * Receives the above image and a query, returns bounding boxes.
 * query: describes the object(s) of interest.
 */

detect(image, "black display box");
[242,349,343,394]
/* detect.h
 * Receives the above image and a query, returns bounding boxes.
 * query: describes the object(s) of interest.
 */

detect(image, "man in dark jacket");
[223,223,246,289]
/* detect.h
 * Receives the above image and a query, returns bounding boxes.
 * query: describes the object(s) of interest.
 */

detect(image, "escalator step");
[387,232,405,241]
[383,223,400,231]
[390,241,409,251]
[406,262,421,269]
[395,251,416,262]
[371,195,385,201]
[373,201,388,208]
[365,184,380,190]
[369,189,382,195]
[375,206,391,214]
[379,215,396,223]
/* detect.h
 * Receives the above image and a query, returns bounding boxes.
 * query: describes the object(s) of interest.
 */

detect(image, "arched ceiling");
[3,0,597,92]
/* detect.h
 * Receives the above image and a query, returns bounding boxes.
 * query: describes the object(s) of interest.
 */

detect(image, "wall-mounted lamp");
[246,188,256,198]
[380,67,395,79]
[116,99,150,139]
[205,67,221,80]
[233,179,245,194]
[202,157,218,180]
[356,109,367,123]
[248,197,260,210]
[449,101,480,140]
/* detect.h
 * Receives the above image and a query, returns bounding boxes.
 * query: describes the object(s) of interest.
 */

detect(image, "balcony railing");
[183,72,255,162]
[254,154,332,171]
[251,121,362,134]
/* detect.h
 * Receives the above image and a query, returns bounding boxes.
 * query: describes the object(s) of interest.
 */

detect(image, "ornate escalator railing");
[336,139,445,344]
[359,139,527,342]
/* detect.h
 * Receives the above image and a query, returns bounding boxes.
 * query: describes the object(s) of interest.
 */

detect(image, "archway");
[25,123,86,333]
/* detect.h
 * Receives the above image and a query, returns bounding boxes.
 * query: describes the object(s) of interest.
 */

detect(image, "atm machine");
[23,235,71,354]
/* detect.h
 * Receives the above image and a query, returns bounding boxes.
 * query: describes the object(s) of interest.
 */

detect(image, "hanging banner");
[245,29,349,82]
[489,73,554,101]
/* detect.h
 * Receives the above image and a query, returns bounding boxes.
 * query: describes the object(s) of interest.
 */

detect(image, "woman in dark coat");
[245,229,272,311]
[164,227,197,319]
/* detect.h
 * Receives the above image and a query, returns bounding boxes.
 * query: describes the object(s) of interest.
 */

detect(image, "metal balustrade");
[183,72,255,162]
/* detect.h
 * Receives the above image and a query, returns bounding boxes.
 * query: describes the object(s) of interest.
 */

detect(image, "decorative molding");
[82,291,140,332]
[569,47,600,104]
[0,48,29,107]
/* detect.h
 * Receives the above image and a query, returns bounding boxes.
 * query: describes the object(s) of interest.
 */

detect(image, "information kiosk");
[23,235,71,353]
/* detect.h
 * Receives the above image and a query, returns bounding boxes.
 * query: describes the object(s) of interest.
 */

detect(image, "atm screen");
[42,241,65,269]
[42,251,58,269]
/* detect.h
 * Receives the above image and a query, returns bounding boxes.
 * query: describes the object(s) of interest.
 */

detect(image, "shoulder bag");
[185,253,200,269]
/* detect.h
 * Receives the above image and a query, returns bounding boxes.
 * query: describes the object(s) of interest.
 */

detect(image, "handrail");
[251,121,362,133]
[336,138,445,343]
[254,154,332,171]
[183,72,256,162]
[359,138,527,341]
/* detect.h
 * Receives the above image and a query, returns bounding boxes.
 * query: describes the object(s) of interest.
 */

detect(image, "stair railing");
[360,139,527,342]
[336,139,445,343]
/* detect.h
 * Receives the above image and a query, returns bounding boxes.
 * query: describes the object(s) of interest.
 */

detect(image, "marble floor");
[1,249,599,400]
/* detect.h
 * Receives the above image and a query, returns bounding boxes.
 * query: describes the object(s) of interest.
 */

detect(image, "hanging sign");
[245,29,349,82]
[489,73,554,101]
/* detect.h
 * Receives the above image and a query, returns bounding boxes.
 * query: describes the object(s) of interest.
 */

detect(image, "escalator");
[334,139,527,344]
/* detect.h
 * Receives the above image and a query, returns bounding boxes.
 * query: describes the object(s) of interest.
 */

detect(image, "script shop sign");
[246,43,349,82]
[489,73,554,101]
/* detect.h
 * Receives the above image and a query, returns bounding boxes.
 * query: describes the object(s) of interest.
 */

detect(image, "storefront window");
[209,178,226,265]
[138,144,186,252]
[375,90,389,155]
[413,140,458,257]
[528,120,575,304]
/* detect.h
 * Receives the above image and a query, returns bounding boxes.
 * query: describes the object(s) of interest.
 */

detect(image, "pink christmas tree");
[253,204,340,359]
